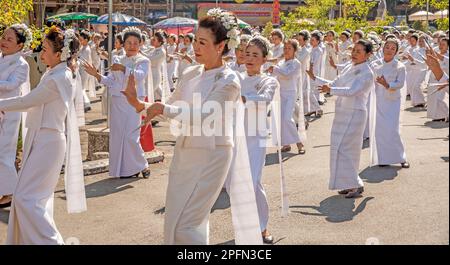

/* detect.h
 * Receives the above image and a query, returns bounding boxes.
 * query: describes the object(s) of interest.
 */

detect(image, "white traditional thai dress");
[0,52,30,197]
[316,62,375,190]
[79,44,96,99]
[100,54,150,177]
[142,64,241,244]
[372,58,408,165]
[309,45,325,112]
[272,58,305,146]
[0,62,86,244]
[403,45,427,106]
[146,46,169,102]
[241,72,278,232]
[323,41,338,81]
[166,43,178,90]
[427,53,449,120]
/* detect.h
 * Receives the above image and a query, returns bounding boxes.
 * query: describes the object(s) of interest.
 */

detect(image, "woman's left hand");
[111,63,126,73]
[376,75,389,89]
[319,84,331,93]
[143,102,165,124]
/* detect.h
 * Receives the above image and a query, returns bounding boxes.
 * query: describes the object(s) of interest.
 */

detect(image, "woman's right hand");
[81,61,98,77]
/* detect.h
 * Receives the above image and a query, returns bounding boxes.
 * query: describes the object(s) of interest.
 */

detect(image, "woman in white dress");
[177,33,195,77]
[111,33,125,58]
[122,10,243,245]
[228,34,251,73]
[402,33,427,108]
[312,40,375,198]
[241,36,279,243]
[427,37,449,122]
[78,31,96,99]
[0,24,31,208]
[372,37,410,168]
[0,27,86,244]
[307,31,324,117]
[269,39,306,154]
[146,32,168,102]
[83,27,151,179]
[166,34,178,91]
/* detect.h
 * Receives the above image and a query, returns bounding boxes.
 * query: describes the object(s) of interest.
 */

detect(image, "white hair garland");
[61,28,76,62]
[11,23,33,49]
[206,8,240,50]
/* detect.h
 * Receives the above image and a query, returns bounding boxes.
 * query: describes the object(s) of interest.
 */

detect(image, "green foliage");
[280,0,380,36]
[411,20,428,31]
[262,21,274,39]
[342,0,377,20]
[436,18,449,31]
[409,0,448,10]
[0,0,33,27]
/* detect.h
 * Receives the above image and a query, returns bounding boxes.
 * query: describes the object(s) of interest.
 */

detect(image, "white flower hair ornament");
[121,26,142,36]
[61,29,76,62]
[206,8,240,50]
[11,23,33,49]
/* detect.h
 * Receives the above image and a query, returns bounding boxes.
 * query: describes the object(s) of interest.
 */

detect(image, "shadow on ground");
[56,177,141,199]
[290,195,374,223]
[424,121,449,129]
[360,165,402,183]
[0,209,9,225]
[265,152,298,166]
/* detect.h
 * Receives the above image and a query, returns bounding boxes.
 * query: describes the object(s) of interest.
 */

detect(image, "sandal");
[297,143,306,155]
[280,146,291,152]
[345,187,364,198]
[141,168,151,179]
[401,162,410,168]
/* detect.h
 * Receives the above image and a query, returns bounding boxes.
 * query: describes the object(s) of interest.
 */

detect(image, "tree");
[409,0,448,10]
[280,0,336,37]
[262,21,274,39]
[436,18,449,31]
[280,0,380,36]
[341,0,377,20]
[0,0,33,27]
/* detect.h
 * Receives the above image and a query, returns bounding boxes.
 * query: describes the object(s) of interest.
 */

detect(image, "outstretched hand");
[143,102,165,124]
[318,84,331,93]
[81,60,98,77]
[121,74,142,111]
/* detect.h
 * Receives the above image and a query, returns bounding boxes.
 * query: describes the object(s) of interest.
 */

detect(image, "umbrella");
[46,12,98,21]
[91,12,147,26]
[408,11,437,21]
[434,9,448,19]
[237,18,250,28]
[153,17,198,29]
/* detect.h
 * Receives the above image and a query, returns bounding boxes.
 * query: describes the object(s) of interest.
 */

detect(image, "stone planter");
[86,127,110,161]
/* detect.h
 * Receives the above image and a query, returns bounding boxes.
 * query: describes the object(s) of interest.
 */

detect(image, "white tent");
[408,11,438,21]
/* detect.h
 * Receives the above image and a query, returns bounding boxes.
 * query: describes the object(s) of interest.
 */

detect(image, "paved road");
[0,94,448,245]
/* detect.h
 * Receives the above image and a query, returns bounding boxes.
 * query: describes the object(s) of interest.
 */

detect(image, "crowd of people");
[0,8,448,245]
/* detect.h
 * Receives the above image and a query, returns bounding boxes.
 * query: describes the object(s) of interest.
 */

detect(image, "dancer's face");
[283,42,295,60]
[245,43,266,74]
[124,35,140,57]
[40,39,61,68]
[193,27,224,66]
[439,39,448,54]
[114,39,122,50]
[151,36,161,48]
[297,35,306,47]
[0,28,24,56]
[235,43,247,65]
[351,43,370,65]
[383,42,398,62]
